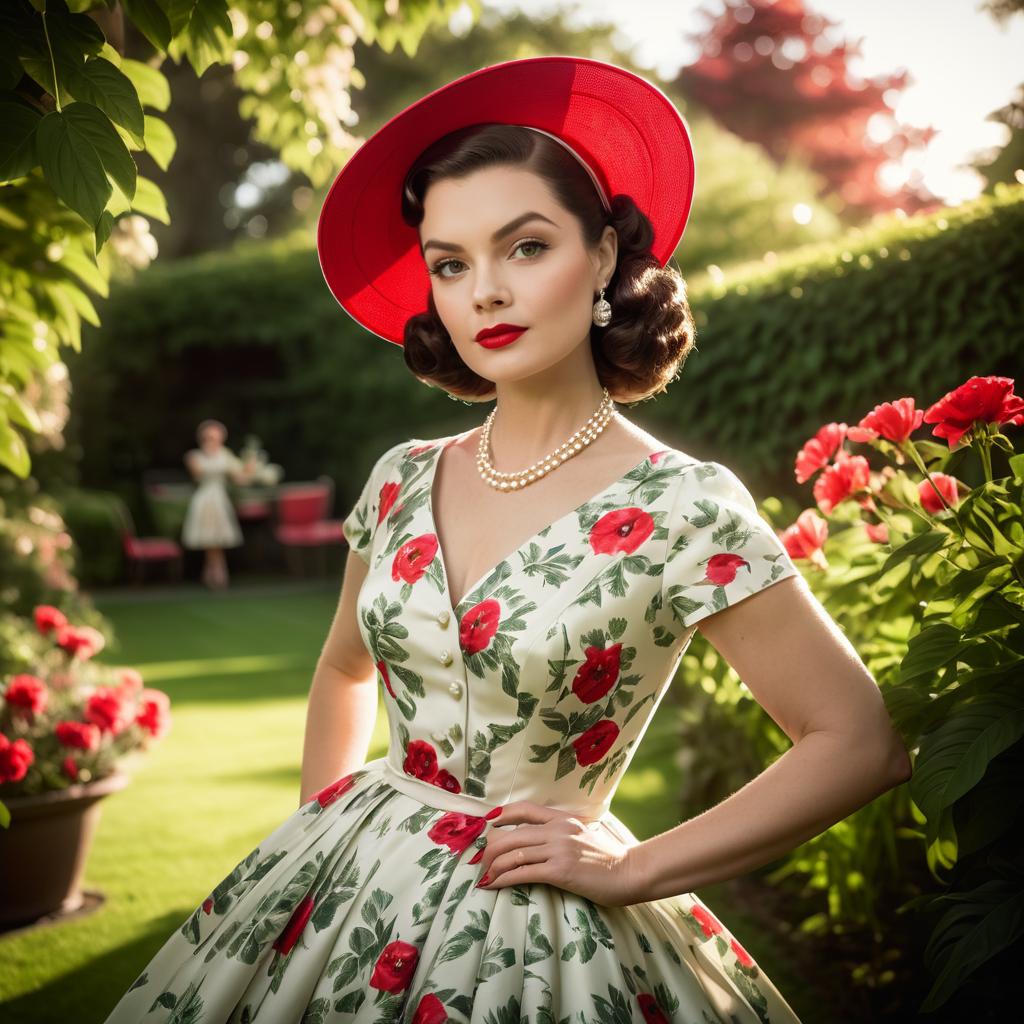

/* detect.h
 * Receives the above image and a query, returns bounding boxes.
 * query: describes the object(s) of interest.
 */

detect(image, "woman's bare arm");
[627,573,913,902]
[298,547,379,805]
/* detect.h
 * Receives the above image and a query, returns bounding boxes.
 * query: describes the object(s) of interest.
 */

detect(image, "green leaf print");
[127,970,148,993]
[588,982,635,1023]
[477,932,517,981]
[524,912,555,966]
[436,907,492,965]
[517,541,586,590]
[299,996,330,1024]
[155,979,205,1024]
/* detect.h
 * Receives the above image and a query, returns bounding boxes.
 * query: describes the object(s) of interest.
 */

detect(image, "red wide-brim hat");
[316,56,696,346]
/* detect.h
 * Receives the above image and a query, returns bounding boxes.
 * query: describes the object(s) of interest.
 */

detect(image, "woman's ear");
[595,224,617,288]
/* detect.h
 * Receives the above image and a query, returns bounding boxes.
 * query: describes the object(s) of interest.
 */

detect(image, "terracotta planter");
[0,771,130,930]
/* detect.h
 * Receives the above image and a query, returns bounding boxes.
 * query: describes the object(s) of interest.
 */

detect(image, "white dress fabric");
[181,447,244,550]
[102,435,804,1023]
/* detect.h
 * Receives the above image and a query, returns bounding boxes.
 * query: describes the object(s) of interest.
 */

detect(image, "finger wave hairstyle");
[400,123,696,404]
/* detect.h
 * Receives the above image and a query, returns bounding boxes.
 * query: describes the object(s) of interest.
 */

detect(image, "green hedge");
[67,184,1024,521]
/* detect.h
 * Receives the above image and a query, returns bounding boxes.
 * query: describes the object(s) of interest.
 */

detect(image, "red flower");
[135,689,172,740]
[55,720,102,751]
[201,897,214,914]
[459,598,501,655]
[369,939,419,993]
[404,739,439,782]
[61,755,79,781]
[731,936,756,968]
[33,604,67,635]
[847,397,924,445]
[780,510,828,568]
[690,904,724,938]
[702,552,749,586]
[865,522,889,544]
[432,768,462,794]
[428,810,488,854]
[924,375,1024,448]
[919,472,962,514]
[812,453,871,515]
[376,659,396,698]
[55,624,105,660]
[571,719,619,767]
[411,992,448,1024]
[392,534,439,584]
[272,894,315,956]
[588,508,654,555]
[314,772,356,809]
[571,644,623,703]
[4,674,48,715]
[377,481,401,524]
[408,444,435,457]
[117,668,144,695]
[85,686,133,735]
[637,993,669,1023]
[0,734,34,783]
[794,423,847,484]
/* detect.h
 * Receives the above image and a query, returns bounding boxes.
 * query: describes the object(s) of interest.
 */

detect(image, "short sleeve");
[661,460,801,631]
[341,441,408,565]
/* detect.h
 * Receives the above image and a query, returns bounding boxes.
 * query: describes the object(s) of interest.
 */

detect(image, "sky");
[478,0,1024,204]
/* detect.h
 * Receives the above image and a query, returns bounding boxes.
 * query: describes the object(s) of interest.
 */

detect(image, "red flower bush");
[1,605,172,811]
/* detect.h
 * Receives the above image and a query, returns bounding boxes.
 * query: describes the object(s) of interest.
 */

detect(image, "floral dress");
[102,434,804,1024]
[181,447,245,550]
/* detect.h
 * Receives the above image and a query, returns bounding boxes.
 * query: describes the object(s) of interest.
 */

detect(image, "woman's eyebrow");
[422,211,558,255]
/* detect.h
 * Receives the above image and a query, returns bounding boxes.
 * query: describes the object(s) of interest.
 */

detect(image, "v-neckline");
[424,434,664,617]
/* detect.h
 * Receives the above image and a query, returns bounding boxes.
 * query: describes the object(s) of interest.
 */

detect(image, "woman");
[103,57,911,1023]
[181,418,252,590]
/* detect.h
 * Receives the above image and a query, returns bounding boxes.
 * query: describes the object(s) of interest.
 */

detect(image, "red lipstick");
[475,323,527,349]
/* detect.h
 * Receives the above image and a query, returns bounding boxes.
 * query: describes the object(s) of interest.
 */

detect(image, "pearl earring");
[592,286,612,327]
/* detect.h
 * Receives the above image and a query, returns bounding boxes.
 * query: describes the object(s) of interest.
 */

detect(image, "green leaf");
[36,108,112,227]
[0,100,42,182]
[63,100,136,200]
[899,623,963,686]
[166,0,233,78]
[143,113,176,170]
[121,0,173,54]
[65,56,145,138]
[0,418,31,478]
[95,209,114,255]
[0,800,9,828]
[130,174,169,223]
[0,381,43,433]
[120,56,171,111]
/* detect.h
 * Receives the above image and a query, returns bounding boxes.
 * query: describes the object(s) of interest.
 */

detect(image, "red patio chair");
[273,476,346,576]
[112,497,184,585]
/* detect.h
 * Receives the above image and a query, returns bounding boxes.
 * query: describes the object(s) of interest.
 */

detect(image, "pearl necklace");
[476,388,615,490]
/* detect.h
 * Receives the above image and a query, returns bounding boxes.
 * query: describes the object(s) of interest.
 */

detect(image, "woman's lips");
[476,327,527,349]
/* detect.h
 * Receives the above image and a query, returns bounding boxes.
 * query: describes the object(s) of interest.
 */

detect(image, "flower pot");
[0,771,130,930]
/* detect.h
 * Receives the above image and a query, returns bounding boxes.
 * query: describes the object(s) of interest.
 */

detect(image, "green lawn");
[0,582,816,1023]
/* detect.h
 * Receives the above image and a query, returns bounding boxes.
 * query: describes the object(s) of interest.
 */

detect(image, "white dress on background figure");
[181,447,244,550]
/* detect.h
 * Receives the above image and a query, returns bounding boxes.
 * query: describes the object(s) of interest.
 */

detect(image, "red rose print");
[4,674,48,715]
[731,936,756,968]
[272,894,315,956]
[377,659,396,698]
[703,552,749,586]
[812,454,871,515]
[34,604,68,635]
[847,396,924,445]
[795,423,847,484]
[432,768,462,794]
[428,810,488,854]
[404,739,439,781]
[370,939,419,993]
[314,772,356,809]
[0,734,34,784]
[649,450,670,465]
[690,904,724,938]
[85,685,133,735]
[378,481,400,524]
[637,993,669,1023]
[571,643,623,703]
[411,992,448,1024]
[202,897,214,914]
[55,720,101,751]
[408,444,435,457]
[459,598,501,655]
[61,755,78,781]
[588,508,655,555]
[923,375,1024,448]
[392,534,439,584]
[571,718,619,766]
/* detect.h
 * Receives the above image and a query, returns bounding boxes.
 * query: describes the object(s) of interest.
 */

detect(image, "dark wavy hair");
[399,124,695,404]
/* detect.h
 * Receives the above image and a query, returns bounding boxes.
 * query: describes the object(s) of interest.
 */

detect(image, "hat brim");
[316,56,696,345]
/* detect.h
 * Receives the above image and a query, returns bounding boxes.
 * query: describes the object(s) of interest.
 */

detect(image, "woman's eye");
[428,238,548,279]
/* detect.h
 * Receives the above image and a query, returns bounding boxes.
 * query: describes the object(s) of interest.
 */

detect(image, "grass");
[0,581,816,1023]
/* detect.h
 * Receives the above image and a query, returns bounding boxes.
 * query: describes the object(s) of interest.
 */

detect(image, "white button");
[430,729,446,743]
[439,649,453,666]
[437,610,450,627]
[448,680,463,699]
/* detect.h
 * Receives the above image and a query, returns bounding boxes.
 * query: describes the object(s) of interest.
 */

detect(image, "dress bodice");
[342,436,800,821]
[187,446,242,486]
